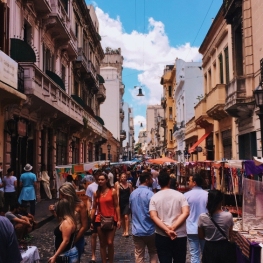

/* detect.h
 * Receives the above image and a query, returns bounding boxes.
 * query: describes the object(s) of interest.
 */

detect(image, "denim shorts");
[59,246,78,263]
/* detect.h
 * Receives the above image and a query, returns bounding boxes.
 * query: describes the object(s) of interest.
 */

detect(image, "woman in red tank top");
[90,173,121,263]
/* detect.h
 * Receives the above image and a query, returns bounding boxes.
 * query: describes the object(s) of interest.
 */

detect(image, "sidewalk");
[34,199,56,228]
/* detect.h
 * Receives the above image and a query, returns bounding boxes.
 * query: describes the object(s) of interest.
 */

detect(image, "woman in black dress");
[116,173,133,236]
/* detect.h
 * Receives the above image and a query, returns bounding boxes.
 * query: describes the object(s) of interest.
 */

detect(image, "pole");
[259,111,263,157]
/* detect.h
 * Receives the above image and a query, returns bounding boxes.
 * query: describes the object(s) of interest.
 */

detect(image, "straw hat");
[253,156,263,166]
[24,163,33,171]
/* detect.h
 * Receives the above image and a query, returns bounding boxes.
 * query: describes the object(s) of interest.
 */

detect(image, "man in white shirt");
[106,168,114,187]
[149,171,189,263]
[184,174,208,263]
[85,169,101,263]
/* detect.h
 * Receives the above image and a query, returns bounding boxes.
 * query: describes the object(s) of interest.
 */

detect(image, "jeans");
[187,234,205,263]
[155,234,187,263]
[75,235,85,260]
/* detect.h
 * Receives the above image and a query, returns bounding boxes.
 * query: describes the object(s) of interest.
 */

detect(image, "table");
[233,231,261,263]
[21,246,40,263]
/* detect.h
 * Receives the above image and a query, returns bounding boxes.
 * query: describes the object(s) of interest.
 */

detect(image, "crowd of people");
[0,162,236,263]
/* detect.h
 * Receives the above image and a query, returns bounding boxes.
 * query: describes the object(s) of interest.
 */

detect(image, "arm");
[112,188,121,229]
[34,181,37,193]
[116,183,120,201]
[14,180,17,188]
[49,220,75,263]
[90,192,98,222]
[229,226,234,241]
[170,206,190,231]
[149,210,176,240]
[86,196,92,213]
[198,227,205,240]
[129,183,133,194]
[74,202,88,243]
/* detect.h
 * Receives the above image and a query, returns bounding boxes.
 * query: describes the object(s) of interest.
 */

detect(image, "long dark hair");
[96,173,112,198]
[206,190,223,216]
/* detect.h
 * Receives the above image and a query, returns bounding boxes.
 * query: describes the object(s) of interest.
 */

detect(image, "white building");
[100,48,126,147]
[174,58,203,160]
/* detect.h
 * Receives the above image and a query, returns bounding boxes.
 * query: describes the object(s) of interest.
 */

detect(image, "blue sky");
[86,0,222,138]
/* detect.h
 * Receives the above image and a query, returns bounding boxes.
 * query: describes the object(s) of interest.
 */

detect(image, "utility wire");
[186,0,215,60]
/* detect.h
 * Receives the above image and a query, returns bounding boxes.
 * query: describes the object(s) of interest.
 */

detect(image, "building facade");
[100,47,125,160]
[0,0,118,198]
[161,65,176,158]
[174,59,203,161]
[194,5,234,161]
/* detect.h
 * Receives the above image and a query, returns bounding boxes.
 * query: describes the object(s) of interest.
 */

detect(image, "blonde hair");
[59,183,81,211]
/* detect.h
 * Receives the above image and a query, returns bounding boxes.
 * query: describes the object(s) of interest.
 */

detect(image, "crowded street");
[30,200,192,263]
[2,0,263,263]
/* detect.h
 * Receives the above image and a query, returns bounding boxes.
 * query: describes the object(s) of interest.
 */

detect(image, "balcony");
[160,118,166,128]
[120,130,127,140]
[206,84,229,120]
[161,97,167,109]
[97,83,106,103]
[195,99,213,128]
[120,109,125,120]
[224,77,254,118]
[48,0,71,41]
[19,62,97,127]
[223,0,242,24]
[120,83,125,94]
[26,0,52,14]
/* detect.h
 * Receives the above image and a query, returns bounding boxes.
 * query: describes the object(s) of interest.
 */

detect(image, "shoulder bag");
[207,213,237,263]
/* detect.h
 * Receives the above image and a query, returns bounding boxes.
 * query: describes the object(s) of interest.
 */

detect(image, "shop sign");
[0,50,18,89]
[17,121,27,137]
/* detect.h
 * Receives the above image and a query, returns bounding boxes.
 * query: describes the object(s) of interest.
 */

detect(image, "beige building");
[146,105,164,158]
[194,5,234,161]
[161,65,176,158]
[0,0,119,198]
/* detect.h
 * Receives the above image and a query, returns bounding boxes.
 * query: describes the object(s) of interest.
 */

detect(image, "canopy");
[188,131,211,153]
[147,157,177,164]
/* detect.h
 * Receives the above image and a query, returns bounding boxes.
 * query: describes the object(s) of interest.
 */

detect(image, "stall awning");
[10,38,36,62]
[189,132,211,153]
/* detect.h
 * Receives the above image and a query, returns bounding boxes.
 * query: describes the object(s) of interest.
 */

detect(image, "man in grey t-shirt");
[149,171,189,263]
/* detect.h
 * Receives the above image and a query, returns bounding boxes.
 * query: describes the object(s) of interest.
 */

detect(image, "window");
[235,24,243,76]
[61,65,66,83]
[219,53,224,84]
[169,129,173,141]
[74,81,78,96]
[61,0,68,13]
[169,107,173,120]
[75,23,79,38]
[24,20,32,43]
[224,47,230,84]
[208,69,211,91]
[168,86,172,97]
[43,47,53,71]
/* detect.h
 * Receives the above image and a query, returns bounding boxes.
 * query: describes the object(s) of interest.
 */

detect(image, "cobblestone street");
[30,218,191,263]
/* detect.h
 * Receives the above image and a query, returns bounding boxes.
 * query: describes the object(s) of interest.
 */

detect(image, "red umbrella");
[147,157,177,165]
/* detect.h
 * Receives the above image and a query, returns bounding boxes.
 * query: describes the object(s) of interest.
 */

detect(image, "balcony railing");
[88,60,97,81]
[120,130,127,140]
[31,0,52,13]
[206,84,228,120]
[195,99,207,120]
[50,0,71,40]
[19,62,105,136]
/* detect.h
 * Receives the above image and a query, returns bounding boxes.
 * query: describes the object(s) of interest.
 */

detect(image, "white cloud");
[133,115,146,142]
[95,7,202,106]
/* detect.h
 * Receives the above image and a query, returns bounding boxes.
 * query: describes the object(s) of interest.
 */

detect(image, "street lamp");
[107,143,111,161]
[254,84,263,156]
